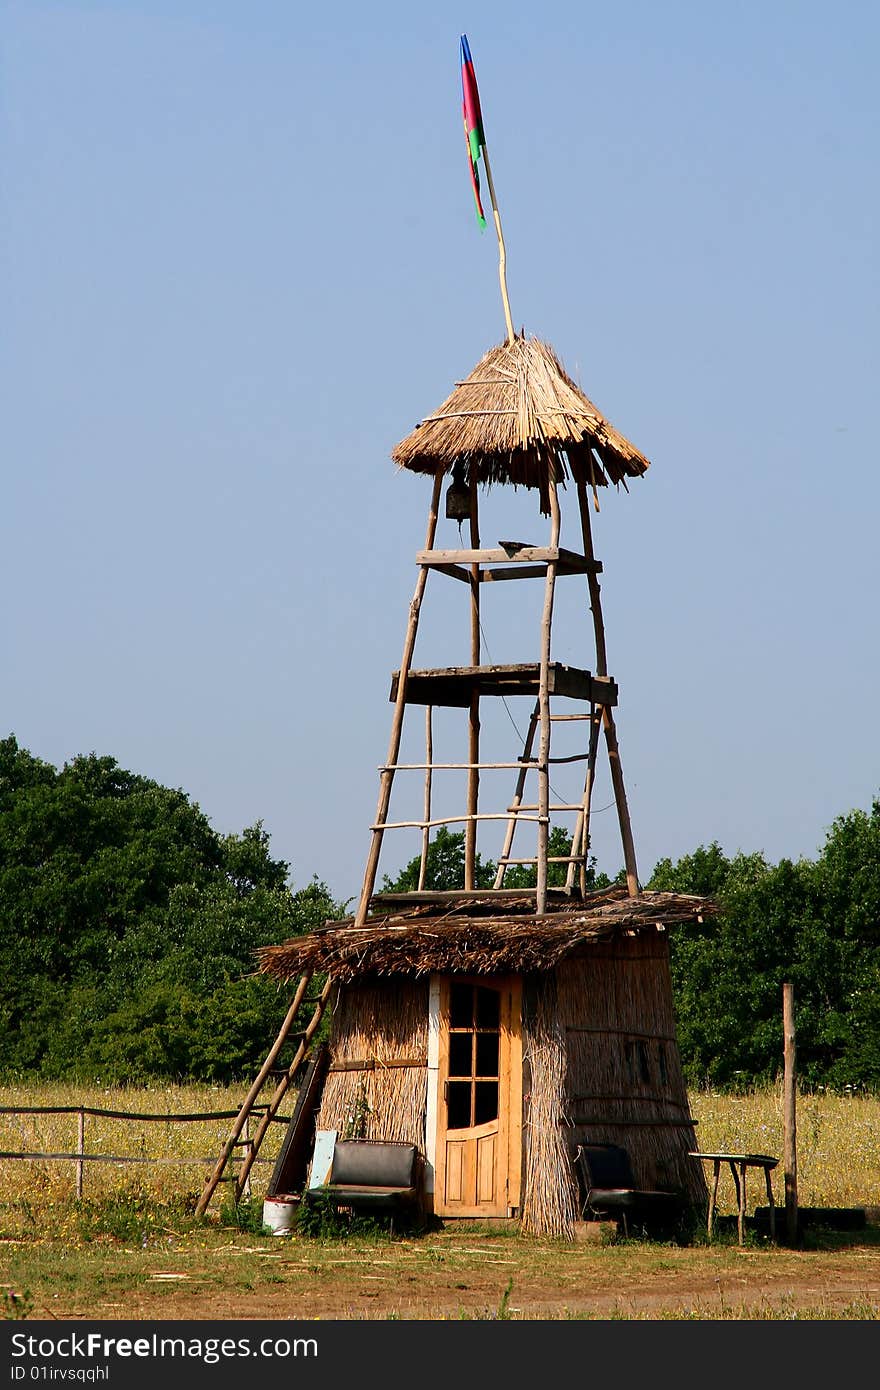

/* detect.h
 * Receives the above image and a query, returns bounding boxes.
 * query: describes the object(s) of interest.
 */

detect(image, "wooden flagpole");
[480,144,515,345]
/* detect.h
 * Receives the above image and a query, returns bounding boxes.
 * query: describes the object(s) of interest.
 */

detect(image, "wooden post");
[493,702,540,889]
[575,473,640,896]
[76,1109,84,1200]
[536,480,561,915]
[566,703,602,894]
[418,706,433,890]
[783,981,798,1245]
[355,468,444,925]
[465,468,481,891]
[241,1114,252,1200]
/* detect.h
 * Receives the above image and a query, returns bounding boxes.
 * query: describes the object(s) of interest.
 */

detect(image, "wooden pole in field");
[783,981,798,1245]
[76,1109,84,1200]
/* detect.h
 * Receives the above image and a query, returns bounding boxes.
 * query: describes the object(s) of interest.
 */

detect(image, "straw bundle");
[391,336,650,502]
[314,980,428,1148]
[522,975,580,1238]
[257,889,715,984]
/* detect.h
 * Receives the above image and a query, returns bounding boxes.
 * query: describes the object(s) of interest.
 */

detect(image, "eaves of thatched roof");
[391,335,650,495]
[257,888,715,983]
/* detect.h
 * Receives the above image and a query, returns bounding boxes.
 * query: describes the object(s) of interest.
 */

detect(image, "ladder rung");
[497,855,587,865]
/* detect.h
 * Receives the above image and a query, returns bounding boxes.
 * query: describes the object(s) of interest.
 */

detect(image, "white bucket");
[262,1198,297,1236]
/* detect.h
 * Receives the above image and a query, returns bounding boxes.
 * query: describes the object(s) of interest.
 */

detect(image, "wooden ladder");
[194,971,332,1217]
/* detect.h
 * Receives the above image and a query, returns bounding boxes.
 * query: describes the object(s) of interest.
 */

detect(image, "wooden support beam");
[575,473,640,896]
[354,468,444,927]
[537,481,561,915]
[465,468,480,891]
[493,702,540,889]
[372,812,540,831]
[418,707,433,891]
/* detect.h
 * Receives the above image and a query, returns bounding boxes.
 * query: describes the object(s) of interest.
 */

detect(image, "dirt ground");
[9,1226,880,1321]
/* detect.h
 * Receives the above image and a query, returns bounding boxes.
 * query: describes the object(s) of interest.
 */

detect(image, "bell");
[445,464,470,522]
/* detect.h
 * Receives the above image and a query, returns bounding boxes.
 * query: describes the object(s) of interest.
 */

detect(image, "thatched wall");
[555,937,707,1206]
[314,979,429,1148]
[521,975,579,1238]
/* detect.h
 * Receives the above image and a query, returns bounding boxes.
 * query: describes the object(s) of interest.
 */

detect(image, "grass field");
[1,1083,879,1320]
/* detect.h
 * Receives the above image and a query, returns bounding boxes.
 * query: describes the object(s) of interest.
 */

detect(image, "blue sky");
[3,1,878,904]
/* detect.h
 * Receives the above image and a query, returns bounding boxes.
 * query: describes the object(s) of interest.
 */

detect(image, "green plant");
[1,1289,33,1320]
[496,1277,514,1320]
[291,1193,387,1241]
[75,1190,198,1243]
[217,1196,272,1236]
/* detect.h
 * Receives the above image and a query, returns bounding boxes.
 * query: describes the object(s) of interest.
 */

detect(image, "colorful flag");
[460,34,486,229]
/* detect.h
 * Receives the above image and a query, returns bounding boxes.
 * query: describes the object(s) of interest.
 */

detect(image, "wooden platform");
[389,663,617,708]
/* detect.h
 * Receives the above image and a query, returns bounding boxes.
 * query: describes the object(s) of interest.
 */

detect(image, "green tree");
[381,824,611,893]
[380,826,496,892]
[0,735,343,1081]
[650,823,880,1089]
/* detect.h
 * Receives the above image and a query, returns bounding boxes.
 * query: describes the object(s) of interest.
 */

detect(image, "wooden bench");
[304,1134,422,1214]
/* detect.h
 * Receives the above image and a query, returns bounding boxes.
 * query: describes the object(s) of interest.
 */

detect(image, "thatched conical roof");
[391,335,650,494]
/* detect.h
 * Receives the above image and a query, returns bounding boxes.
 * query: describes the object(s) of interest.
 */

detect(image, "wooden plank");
[328,1058,427,1073]
[266,1043,330,1199]
[388,663,618,708]
[417,546,601,571]
[368,887,574,908]
[430,563,471,583]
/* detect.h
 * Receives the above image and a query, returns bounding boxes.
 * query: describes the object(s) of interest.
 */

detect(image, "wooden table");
[688,1152,779,1244]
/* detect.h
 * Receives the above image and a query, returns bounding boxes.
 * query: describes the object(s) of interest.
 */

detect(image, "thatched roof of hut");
[257,888,714,984]
[391,335,650,495]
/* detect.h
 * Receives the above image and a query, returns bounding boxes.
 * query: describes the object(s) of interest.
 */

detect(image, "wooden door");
[434,976,522,1217]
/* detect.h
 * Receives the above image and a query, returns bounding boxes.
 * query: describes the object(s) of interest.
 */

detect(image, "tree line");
[1,735,877,1088]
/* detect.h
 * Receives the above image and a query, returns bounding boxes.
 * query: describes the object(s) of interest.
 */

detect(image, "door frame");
[429,973,522,1217]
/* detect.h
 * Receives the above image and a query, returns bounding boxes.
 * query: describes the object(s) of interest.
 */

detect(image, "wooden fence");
[0,1104,288,1200]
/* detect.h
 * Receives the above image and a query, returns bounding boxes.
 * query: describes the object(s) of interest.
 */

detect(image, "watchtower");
[355,332,648,920]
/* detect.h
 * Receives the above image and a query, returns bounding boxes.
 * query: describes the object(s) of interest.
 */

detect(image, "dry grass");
[690,1085,880,1209]
[0,1082,877,1219]
[0,1082,285,1208]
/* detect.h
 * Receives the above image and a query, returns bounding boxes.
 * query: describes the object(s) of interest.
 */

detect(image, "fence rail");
[0,1103,290,1200]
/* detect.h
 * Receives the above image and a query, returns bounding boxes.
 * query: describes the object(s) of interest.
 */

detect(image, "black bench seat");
[304,1138,422,1213]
